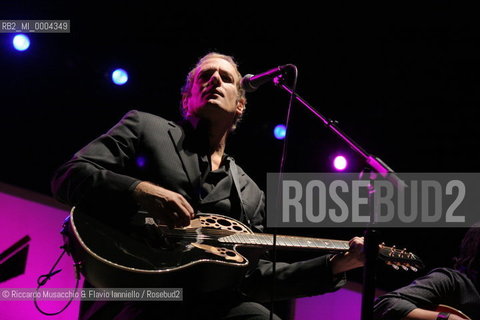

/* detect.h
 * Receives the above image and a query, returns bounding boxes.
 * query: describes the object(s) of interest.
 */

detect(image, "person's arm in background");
[374,268,468,320]
[401,308,467,320]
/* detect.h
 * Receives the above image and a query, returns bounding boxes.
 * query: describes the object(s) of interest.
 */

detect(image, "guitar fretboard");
[218,233,350,251]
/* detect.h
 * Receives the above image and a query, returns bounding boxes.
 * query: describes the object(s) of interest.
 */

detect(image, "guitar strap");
[229,158,252,228]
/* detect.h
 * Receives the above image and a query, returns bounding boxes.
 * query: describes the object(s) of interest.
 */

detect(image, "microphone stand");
[273,76,400,320]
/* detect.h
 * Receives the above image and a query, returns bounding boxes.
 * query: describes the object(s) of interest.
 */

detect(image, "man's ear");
[236,98,246,116]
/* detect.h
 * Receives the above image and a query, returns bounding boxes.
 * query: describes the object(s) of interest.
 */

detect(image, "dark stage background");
[1,2,479,292]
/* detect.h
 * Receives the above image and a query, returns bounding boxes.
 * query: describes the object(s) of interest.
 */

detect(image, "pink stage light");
[333,155,347,171]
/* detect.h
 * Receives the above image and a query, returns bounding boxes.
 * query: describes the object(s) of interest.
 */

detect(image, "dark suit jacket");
[51,110,346,304]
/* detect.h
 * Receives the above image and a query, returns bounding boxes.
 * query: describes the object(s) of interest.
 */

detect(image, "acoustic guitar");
[63,207,424,293]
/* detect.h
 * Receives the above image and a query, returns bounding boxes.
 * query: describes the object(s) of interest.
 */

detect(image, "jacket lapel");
[167,122,201,192]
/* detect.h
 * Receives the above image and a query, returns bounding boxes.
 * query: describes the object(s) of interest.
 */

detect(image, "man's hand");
[133,181,194,228]
[330,236,365,274]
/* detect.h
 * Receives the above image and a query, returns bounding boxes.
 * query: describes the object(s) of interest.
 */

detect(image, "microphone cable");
[33,245,81,316]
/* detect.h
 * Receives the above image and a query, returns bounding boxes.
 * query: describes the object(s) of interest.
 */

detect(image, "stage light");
[273,124,287,140]
[136,156,146,168]
[333,155,347,171]
[13,34,30,51]
[111,68,128,85]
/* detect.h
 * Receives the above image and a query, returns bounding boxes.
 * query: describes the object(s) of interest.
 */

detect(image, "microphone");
[241,64,292,92]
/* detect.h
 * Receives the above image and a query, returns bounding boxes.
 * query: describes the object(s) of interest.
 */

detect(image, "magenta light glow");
[294,282,386,319]
[0,184,80,320]
[333,155,347,171]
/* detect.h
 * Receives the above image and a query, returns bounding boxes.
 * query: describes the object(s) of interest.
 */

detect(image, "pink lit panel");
[294,282,386,319]
[0,184,80,320]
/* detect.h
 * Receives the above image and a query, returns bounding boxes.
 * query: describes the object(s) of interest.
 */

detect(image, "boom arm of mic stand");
[274,79,405,186]
[274,78,400,320]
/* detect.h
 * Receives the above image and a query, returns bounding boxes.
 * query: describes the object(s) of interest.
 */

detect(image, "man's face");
[184,57,244,124]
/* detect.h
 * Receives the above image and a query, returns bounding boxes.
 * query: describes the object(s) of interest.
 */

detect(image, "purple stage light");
[274,124,287,140]
[333,155,347,171]
[136,156,146,168]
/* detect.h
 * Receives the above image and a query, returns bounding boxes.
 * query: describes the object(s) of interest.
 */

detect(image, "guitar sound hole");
[217,219,231,226]
[206,218,216,224]
[233,226,243,231]
[226,251,236,257]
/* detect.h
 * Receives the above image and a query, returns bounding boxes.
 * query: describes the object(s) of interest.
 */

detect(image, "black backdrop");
[1,1,479,292]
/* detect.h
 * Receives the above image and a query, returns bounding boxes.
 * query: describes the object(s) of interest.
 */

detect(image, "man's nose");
[207,71,221,86]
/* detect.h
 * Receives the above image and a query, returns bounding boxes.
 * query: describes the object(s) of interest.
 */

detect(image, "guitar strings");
[156,228,413,258]
[157,228,349,249]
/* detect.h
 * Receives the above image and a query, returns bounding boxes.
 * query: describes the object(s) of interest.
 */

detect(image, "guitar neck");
[219,233,350,252]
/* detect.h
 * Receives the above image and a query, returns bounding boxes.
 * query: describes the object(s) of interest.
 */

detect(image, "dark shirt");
[179,119,240,221]
[199,155,230,198]
[373,267,480,320]
[198,154,236,217]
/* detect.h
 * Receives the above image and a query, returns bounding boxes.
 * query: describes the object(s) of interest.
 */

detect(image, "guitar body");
[436,305,472,320]
[64,208,265,293]
[63,208,423,293]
